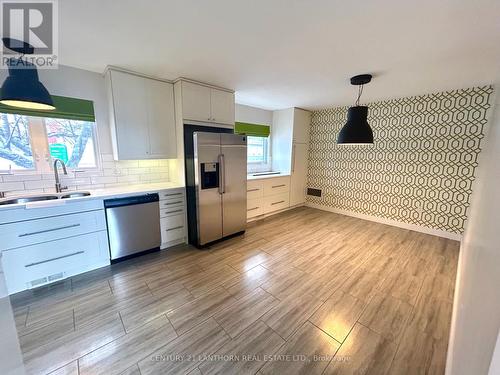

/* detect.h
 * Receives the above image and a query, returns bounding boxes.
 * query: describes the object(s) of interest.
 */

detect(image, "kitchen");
[0,1,500,375]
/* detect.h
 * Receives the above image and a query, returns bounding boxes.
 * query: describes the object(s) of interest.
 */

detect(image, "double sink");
[0,191,91,206]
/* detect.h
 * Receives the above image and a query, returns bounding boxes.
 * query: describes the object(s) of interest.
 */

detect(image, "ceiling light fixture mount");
[337,73,374,145]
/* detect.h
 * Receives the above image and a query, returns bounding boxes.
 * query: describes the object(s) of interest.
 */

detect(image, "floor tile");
[260,321,340,375]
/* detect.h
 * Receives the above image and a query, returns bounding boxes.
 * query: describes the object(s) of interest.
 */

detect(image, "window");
[45,118,97,168]
[247,135,271,173]
[0,113,98,172]
[0,113,34,170]
[247,135,269,164]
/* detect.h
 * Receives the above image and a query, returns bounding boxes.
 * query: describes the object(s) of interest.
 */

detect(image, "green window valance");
[234,122,270,137]
[0,95,95,122]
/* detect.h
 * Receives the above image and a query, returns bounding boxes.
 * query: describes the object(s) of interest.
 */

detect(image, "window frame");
[0,112,100,174]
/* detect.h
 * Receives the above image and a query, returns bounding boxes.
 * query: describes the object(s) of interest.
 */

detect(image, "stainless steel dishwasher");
[104,193,161,261]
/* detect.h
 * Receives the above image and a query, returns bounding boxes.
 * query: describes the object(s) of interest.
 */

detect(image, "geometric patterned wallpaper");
[307,86,494,234]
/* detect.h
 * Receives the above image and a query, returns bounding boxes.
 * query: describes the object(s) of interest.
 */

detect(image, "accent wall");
[307,86,494,236]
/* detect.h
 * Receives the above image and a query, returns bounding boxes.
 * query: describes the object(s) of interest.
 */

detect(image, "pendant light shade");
[0,39,54,110]
[337,74,374,145]
[0,59,55,110]
[337,106,373,144]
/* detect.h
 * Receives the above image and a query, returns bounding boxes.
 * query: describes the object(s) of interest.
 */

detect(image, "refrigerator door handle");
[218,153,226,194]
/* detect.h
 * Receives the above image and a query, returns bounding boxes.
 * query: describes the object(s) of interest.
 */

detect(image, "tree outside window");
[0,113,34,170]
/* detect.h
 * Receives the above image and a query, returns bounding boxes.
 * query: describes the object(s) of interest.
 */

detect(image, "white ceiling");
[59,0,500,110]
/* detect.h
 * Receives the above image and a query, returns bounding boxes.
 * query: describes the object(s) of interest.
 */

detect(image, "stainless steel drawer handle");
[164,201,183,206]
[165,209,183,214]
[166,226,183,232]
[247,207,260,211]
[164,193,182,197]
[271,200,285,205]
[19,223,81,237]
[25,251,84,268]
[247,188,260,192]
[272,184,286,188]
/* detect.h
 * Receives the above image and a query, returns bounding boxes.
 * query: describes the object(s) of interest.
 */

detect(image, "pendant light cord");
[355,84,364,106]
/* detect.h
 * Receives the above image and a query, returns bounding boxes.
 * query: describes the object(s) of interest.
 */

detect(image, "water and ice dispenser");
[200,162,219,189]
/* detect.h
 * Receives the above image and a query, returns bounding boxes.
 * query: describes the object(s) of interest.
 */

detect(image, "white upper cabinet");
[106,69,177,160]
[293,108,311,144]
[210,88,235,125]
[181,81,212,122]
[179,80,235,126]
[147,78,176,158]
[108,70,150,159]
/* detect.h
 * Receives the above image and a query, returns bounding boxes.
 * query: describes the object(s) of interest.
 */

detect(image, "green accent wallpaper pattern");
[307,86,494,234]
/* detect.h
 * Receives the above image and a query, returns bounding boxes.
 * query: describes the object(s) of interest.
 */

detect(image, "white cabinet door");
[293,108,311,144]
[290,142,309,206]
[210,88,234,125]
[182,81,211,122]
[146,79,176,158]
[110,70,150,159]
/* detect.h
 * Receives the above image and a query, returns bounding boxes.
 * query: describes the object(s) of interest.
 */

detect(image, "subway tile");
[91,176,117,184]
[127,168,148,175]
[138,160,158,168]
[25,179,57,189]
[115,160,139,168]
[0,181,26,191]
[6,189,44,197]
[101,161,116,169]
[117,175,141,184]
[60,177,92,187]
[2,173,42,182]
[158,160,170,167]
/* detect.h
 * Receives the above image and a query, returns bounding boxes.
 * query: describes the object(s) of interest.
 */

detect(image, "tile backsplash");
[0,153,172,196]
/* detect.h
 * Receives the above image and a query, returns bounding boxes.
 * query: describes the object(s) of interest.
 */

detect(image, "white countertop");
[0,182,184,211]
[247,172,290,180]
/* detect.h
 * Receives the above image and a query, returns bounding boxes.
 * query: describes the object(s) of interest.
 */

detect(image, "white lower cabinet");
[263,193,290,214]
[2,231,109,295]
[158,188,187,248]
[247,176,291,221]
[247,198,264,219]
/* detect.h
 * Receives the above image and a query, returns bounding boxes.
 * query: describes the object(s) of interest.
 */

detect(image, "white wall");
[235,103,272,125]
[446,88,500,374]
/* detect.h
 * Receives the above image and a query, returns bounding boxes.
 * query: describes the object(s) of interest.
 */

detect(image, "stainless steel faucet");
[53,158,68,193]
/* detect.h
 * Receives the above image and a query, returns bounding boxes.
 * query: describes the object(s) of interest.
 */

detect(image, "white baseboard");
[306,202,463,241]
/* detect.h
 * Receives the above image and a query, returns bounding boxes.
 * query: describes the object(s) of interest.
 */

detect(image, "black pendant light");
[0,38,55,110]
[337,74,373,145]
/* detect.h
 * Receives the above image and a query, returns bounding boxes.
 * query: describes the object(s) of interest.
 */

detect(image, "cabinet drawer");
[263,176,290,196]
[159,197,185,209]
[161,214,185,242]
[160,206,185,218]
[0,210,106,251]
[247,180,264,199]
[2,231,109,294]
[247,198,264,219]
[158,189,185,201]
[263,193,290,214]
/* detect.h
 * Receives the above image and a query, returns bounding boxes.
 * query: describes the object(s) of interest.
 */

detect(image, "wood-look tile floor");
[10,207,459,375]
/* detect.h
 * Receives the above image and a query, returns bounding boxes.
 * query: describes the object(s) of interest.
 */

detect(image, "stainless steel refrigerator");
[191,132,247,246]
